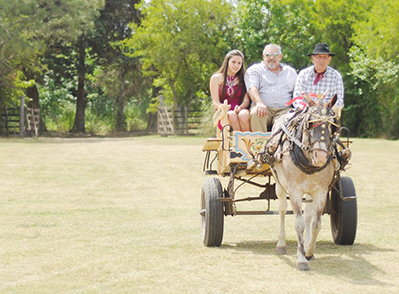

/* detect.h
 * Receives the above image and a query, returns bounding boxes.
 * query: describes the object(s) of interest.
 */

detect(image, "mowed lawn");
[0,136,398,293]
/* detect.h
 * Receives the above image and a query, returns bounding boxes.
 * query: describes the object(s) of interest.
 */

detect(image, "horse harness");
[263,105,344,175]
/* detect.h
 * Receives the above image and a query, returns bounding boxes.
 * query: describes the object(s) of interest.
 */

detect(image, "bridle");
[286,105,341,174]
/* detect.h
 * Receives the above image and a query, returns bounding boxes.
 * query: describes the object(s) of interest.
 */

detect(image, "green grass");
[0,136,398,293]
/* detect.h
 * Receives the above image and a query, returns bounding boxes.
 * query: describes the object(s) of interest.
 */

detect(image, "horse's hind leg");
[276,186,287,255]
[304,196,313,250]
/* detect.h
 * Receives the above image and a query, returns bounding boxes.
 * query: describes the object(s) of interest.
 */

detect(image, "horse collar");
[289,117,331,174]
[290,144,331,174]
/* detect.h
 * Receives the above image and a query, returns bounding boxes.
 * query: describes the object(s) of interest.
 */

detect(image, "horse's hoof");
[297,262,310,271]
[306,255,314,261]
[276,246,287,255]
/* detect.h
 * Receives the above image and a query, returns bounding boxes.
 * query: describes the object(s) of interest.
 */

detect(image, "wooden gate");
[26,107,41,138]
[157,106,174,136]
[157,106,203,136]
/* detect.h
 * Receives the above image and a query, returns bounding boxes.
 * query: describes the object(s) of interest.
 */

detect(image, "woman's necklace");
[226,75,235,97]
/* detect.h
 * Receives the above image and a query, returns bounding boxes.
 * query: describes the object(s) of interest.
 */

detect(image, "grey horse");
[265,94,346,270]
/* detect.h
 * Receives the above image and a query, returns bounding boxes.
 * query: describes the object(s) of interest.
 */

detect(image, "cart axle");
[235,210,295,215]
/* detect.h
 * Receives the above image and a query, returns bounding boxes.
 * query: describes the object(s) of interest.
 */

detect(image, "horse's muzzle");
[311,142,330,167]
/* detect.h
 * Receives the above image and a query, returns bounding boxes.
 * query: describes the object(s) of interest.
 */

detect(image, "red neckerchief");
[314,68,326,85]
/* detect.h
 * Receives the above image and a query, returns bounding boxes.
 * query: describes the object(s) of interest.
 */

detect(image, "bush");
[198,102,216,137]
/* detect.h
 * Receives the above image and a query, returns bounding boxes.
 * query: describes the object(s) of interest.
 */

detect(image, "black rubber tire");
[330,176,357,245]
[201,178,224,247]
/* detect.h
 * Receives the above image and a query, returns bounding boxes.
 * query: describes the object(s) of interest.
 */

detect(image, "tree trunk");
[146,112,157,133]
[71,37,87,133]
[115,69,126,132]
[116,97,125,132]
[146,82,161,133]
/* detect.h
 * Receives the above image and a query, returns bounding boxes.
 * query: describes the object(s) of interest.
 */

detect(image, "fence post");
[4,106,9,136]
[184,106,188,135]
[19,96,25,137]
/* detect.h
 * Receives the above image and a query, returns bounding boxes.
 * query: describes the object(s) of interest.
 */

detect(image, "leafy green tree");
[89,0,144,132]
[41,0,105,133]
[124,0,234,112]
[0,0,48,108]
[348,0,399,139]
[234,0,270,64]
[307,0,370,74]
[264,0,315,70]
[236,0,315,70]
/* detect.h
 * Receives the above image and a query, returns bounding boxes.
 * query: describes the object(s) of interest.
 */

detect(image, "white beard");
[268,62,277,69]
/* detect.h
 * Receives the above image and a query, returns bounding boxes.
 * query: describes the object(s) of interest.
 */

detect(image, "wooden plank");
[202,138,222,151]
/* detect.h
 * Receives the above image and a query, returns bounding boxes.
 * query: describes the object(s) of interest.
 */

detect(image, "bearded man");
[244,44,297,132]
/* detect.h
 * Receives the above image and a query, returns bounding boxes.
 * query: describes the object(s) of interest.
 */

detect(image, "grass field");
[1,136,399,293]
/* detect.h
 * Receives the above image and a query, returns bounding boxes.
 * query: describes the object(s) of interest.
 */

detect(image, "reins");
[264,105,340,175]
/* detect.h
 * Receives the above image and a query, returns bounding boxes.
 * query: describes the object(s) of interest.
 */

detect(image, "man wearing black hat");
[293,43,344,108]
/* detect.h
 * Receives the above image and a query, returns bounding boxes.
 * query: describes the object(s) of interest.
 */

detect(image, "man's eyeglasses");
[264,53,280,58]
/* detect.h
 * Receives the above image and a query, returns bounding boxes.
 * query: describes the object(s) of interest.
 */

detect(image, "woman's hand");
[217,103,231,111]
[234,105,241,113]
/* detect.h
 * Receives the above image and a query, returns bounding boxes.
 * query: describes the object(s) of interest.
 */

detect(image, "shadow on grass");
[222,240,395,285]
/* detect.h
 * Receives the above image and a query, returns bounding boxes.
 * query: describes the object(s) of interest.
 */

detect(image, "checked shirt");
[293,66,344,108]
[244,62,297,109]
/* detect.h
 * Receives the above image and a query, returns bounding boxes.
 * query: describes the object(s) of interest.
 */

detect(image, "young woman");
[210,49,251,132]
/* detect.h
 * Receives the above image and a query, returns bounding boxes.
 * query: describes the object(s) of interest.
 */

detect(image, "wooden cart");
[201,101,357,247]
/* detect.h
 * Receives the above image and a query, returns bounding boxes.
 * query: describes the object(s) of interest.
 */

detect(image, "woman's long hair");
[215,49,247,105]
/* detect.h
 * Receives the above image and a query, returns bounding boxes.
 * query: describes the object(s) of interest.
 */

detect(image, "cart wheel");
[201,178,224,247]
[330,176,357,245]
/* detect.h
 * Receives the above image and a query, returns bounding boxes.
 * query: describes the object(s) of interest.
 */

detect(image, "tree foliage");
[124,0,234,110]
[89,0,144,132]
[0,0,48,105]
[1,0,399,138]
[346,0,399,139]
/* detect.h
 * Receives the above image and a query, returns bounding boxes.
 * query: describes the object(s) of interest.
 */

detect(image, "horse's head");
[303,95,340,167]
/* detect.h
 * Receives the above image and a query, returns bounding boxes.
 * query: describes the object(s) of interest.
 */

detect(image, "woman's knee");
[238,109,250,120]
[227,111,238,122]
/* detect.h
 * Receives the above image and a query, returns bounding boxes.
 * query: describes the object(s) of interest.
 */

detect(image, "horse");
[262,94,346,270]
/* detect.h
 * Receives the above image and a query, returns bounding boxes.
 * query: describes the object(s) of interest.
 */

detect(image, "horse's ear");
[305,93,310,103]
[305,93,314,105]
[327,94,337,108]
[332,104,342,119]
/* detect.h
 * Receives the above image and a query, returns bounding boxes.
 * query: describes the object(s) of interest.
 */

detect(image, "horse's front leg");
[291,195,309,271]
[304,195,326,260]
[304,213,321,260]
[276,184,287,255]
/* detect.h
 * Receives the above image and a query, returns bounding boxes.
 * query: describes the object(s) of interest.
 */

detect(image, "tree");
[348,0,399,139]
[89,0,144,132]
[42,0,105,133]
[124,0,234,112]
[307,0,370,74]
[234,0,270,65]
[0,0,48,108]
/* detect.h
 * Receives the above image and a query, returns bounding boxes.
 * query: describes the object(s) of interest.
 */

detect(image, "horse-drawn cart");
[201,98,357,270]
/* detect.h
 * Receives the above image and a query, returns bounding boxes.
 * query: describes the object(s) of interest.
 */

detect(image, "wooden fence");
[1,106,21,136]
[1,97,41,137]
[157,106,203,136]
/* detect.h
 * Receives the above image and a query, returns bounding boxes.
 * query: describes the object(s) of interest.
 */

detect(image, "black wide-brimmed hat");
[307,43,335,56]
